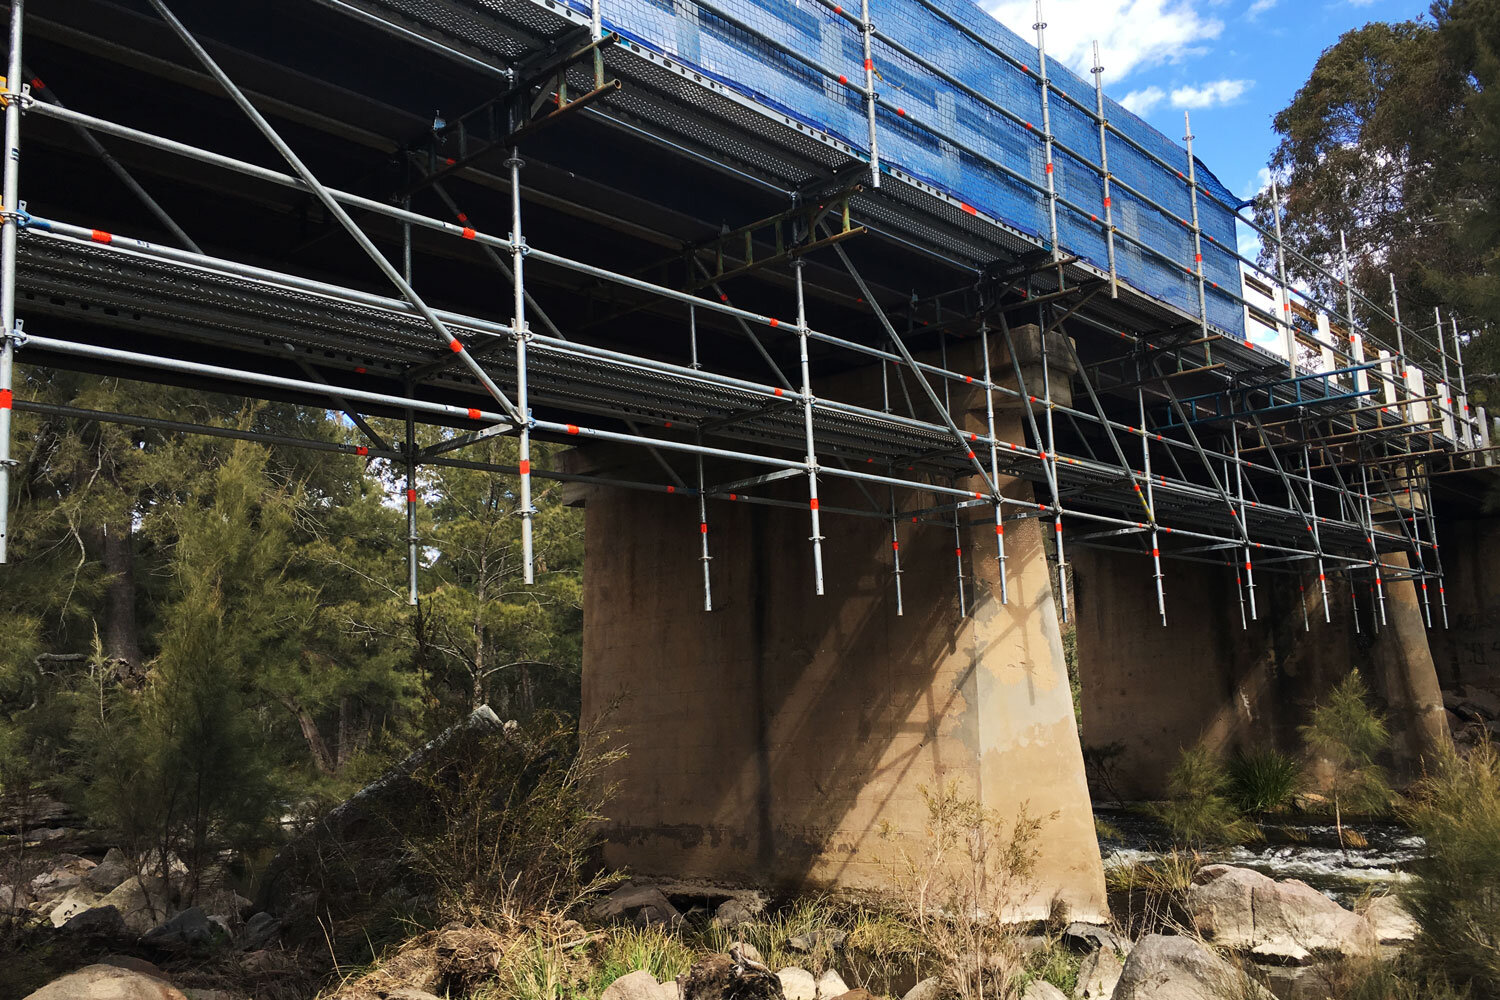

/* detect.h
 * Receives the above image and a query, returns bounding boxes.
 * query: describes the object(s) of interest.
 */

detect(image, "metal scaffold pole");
[1038,303,1068,622]
[1269,178,1294,376]
[980,322,1008,604]
[405,390,420,605]
[1389,274,1408,421]
[793,258,826,594]
[1231,424,1258,621]
[1184,113,1210,345]
[0,0,22,564]
[689,304,713,611]
[1304,445,1331,622]
[508,150,536,584]
[1089,41,1117,298]
[1137,390,1166,625]
[143,0,524,427]
[859,0,880,187]
[1033,0,1060,270]
[1452,316,1472,443]
[1360,463,1388,627]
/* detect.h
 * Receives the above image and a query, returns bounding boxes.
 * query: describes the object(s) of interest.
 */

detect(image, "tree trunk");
[101,519,142,675]
[281,696,335,776]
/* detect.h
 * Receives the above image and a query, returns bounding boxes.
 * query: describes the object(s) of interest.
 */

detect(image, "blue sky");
[982,0,1430,203]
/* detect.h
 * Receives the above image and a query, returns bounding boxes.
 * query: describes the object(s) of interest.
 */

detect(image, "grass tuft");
[1226,747,1301,814]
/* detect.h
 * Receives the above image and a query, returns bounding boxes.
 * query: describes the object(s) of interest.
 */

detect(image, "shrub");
[1155,746,1257,846]
[1301,670,1393,850]
[1401,738,1500,995]
[882,780,1053,1000]
[1227,747,1301,814]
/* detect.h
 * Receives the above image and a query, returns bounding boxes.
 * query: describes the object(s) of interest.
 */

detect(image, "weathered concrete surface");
[1427,516,1500,692]
[1073,543,1450,799]
[579,330,1106,920]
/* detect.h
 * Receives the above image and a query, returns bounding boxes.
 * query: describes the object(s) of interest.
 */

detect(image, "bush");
[1401,738,1500,995]
[1227,747,1301,814]
[1301,670,1393,851]
[1155,746,1257,847]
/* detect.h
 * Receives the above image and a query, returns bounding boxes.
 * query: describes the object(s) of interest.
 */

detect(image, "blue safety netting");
[569,0,1247,337]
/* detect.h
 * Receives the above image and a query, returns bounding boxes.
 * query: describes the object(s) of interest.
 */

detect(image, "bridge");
[0,0,1494,918]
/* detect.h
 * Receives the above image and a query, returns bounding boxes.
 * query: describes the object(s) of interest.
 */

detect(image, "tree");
[1254,0,1500,395]
[1300,670,1393,851]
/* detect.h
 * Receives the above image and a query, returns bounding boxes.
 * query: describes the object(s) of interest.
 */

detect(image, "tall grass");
[1226,747,1301,814]
[1401,738,1500,995]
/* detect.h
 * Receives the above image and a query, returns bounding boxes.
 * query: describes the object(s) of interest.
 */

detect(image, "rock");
[1113,935,1274,1000]
[241,911,281,949]
[197,886,251,922]
[661,982,681,1000]
[21,964,188,1000]
[788,929,848,953]
[30,869,82,903]
[1074,947,1122,999]
[1291,792,1328,813]
[98,956,172,980]
[1062,922,1127,954]
[901,978,943,1000]
[682,954,785,1000]
[1016,935,1051,956]
[593,885,682,927]
[61,904,127,938]
[602,970,668,1000]
[384,990,445,1000]
[1023,983,1067,1000]
[828,992,879,1000]
[49,885,102,927]
[729,942,768,969]
[142,906,220,951]
[1459,686,1500,718]
[815,970,848,998]
[1357,895,1418,944]
[778,967,818,1000]
[0,883,22,911]
[1186,865,1376,962]
[87,848,134,893]
[100,876,174,936]
[714,897,760,929]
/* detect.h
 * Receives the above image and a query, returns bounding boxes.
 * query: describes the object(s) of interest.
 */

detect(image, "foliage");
[404,711,624,925]
[1400,738,1500,995]
[1103,850,1203,894]
[1254,0,1500,396]
[1301,670,1394,823]
[882,780,1052,1000]
[1226,747,1301,815]
[1155,746,1258,847]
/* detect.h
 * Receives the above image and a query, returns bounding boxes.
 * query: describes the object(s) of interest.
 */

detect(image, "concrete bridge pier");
[1071,541,1450,800]
[577,326,1107,921]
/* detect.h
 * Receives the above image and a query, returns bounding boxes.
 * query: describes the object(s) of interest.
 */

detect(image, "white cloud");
[1241,165,1271,199]
[1246,0,1276,18]
[983,0,1224,82]
[1169,78,1252,108]
[1120,86,1166,115]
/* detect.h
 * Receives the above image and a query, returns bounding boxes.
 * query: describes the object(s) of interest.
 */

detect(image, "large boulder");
[48,885,102,927]
[98,876,174,936]
[1022,983,1067,1000]
[1074,947,1122,999]
[60,904,127,938]
[241,911,281,950]
[86,848,134,894]
[815,970,848,998]
[777,967,817,1000]
[1357,895,1418,944]
[1186,865,1376,962]
[1113,935,1273,1000]
[901,979,943,1000]
[602,970,673,1000]
[592,885,682,927]
[21,963,187,1000]
[142,906,223,951]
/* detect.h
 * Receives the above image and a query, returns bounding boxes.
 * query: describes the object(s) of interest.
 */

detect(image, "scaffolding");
[0,0,1491,629]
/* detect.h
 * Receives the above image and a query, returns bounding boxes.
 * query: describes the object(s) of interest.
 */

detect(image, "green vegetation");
[1302,671,1394,850]
[1401,738,1500,995]
[1226,747,1301,815]
[1155,746,1258,846]
[1255,0,1500,391]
